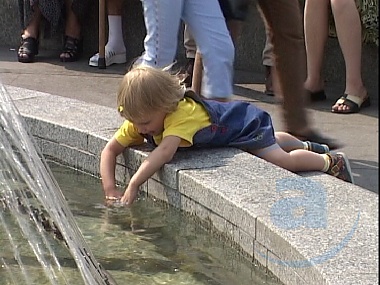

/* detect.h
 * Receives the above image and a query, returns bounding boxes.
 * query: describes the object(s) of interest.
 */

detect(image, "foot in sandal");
[18,37,39,63]
[326,152,354,184]
[331,87,370,114]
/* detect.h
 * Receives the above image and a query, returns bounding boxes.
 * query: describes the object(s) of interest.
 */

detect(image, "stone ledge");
[6,85,378,285]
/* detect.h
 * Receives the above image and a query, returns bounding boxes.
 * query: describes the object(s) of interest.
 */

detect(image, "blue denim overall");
[144,91,276,151]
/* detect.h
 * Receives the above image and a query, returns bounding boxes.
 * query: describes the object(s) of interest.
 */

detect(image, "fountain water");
[0,84,116,285]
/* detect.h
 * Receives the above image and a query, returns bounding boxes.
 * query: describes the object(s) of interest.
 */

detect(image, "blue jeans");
[140,0,234,99]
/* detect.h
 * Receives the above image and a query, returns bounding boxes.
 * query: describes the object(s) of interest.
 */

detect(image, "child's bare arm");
[100,137,126,198]
[121,135,182,205]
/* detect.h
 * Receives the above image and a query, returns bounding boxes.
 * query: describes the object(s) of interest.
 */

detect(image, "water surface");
[51,162,282,285]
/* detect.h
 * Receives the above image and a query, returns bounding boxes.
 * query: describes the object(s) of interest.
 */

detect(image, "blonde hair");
[117,66,185,121]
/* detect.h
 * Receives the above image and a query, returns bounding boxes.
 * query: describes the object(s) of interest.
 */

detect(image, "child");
[100,66,354,205]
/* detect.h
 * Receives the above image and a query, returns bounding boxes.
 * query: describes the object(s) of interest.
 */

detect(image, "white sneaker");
[89,49,126,67]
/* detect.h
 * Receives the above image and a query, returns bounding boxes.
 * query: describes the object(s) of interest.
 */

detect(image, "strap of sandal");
[345,95,364,106]
[19,37,39,55]
[62,36,82,54]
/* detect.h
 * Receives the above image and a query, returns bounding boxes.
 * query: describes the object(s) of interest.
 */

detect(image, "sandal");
[60,35,83,62]
[17,37,39,63]
[331,93,371,114]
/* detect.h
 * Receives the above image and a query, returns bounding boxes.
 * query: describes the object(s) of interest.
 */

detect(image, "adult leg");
[60,0,83,61]
[186,18,240,96]
[303,0,329,94]
[262,27,274,69]
[258,0,308,131]
[89,0,126,67]
[184,24,197,60]
[226,20,243,44]
[21,4,42,39]
[63,0,82,40]
[258,0,340,149]
[183,0,235,99]
[138,0,183,67]
[259,7,275,96]
[331,0,368,113]
[105,0,126,54]
[181,24,196,87]
[18,3,42,63]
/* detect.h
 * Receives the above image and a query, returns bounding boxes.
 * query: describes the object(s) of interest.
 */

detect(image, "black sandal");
[60,35,83,62]
[18,37,39,63]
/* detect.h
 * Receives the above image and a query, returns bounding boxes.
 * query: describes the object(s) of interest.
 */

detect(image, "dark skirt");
[18,0,92,37]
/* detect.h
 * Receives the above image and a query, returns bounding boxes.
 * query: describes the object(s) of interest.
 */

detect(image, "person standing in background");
[256,0,340,149]
[89,0,127,67]
[136,0,235,101]
[303,0,370,113]
[18,0,91,63]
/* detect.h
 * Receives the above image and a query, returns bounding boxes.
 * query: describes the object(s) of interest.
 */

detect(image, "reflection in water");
[53,163,282,285]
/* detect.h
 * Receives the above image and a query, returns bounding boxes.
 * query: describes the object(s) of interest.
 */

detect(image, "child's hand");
[120,184,139,206]
[104,188,123,201]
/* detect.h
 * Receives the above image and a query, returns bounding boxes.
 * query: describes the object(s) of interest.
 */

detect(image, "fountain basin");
[6,85,378,285]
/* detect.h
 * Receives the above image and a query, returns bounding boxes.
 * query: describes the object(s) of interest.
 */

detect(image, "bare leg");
[303,0,329,93]
[331,0,367,112]
[108,0,124,14]
[275,131,305,152]
[18,4,42,62]
[191,51,203,96]
[259,6,275,96]
[251,144,325,172]
[226,20,243,45]
[191,19,241,100]
[63,0,81,39]
[22,4,42,39]
[60,0,82,60]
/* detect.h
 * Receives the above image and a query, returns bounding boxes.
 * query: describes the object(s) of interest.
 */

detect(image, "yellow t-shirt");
[114,97,211,148]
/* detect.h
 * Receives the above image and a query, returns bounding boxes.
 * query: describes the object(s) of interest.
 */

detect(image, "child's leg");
[275,131,305,152]
[252,143,326,172]
[251,144,353,183]
[276,131,329,153]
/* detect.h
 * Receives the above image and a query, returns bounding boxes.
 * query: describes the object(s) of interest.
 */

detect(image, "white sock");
[106,15,126,53]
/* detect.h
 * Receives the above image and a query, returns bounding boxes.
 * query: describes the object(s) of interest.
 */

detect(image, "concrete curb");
[7,85,378,285]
